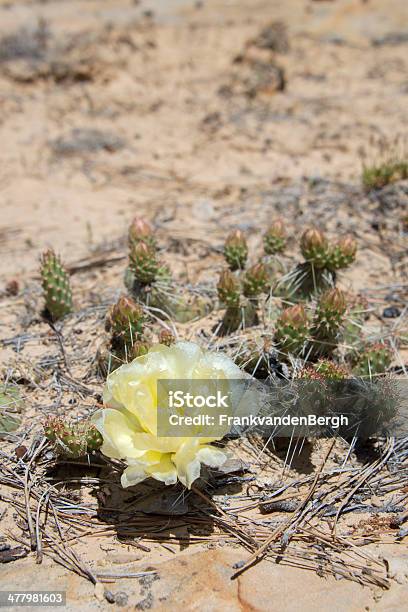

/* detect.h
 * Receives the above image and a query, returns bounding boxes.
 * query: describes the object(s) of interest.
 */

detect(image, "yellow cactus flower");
[92,341,254,489]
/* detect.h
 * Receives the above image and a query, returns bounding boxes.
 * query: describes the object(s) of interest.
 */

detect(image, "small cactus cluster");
[40,249,73,320]
[103,295,146,371]
[217,262,268,333]
[236,279,393,380]
[44,417,102,458]
[126,217,209,323]
[106,295,144,348]
[300,229,357,272]
[283,228,357,299]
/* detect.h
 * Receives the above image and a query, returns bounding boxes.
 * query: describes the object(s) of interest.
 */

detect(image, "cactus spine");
[40,249,73,320]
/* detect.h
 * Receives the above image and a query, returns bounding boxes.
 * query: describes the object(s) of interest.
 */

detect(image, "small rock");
[5,279,19,296]
[385,556,408,584]
[0,546,28,563]
[104,590,115,604]
[115,592,129,607]
[382,306,401,318]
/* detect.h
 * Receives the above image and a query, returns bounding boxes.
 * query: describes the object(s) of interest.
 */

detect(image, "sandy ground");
[0,0,408,610]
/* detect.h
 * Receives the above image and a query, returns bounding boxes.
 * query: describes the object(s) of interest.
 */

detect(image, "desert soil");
[0,0,407,610]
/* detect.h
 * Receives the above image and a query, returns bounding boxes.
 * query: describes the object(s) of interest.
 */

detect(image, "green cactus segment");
[281,262,335,300]
[86,426,104,451]
[275,304,309,356]
[40,249,73,320]
[217,269,241,307]
[309,289,347,358]
[106,296,144,347]
[326,237,357,271]
[223,230,248,271]
[129,241,161,284]
[221,301,258,334]
[44,417,102,458]
[263,220,286,255]
[128,217,156,249]
[242,263,268,297]
[353,343,392,377]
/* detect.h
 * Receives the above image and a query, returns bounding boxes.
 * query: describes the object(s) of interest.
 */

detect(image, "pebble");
[382,306,401,318]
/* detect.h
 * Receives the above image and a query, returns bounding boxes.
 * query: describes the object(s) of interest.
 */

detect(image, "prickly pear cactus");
[326,237,357,271]
[352,343,392,377]
[308,288,347,358]
[242,263,268,297]
[224,230,248,271]
[274,304,309,357]
[40,249,73,320]
[220,300,258,334]
[217,268,258,333]
[106,295,144,348]
[44,417,102,458]
[263,220,286,255]
[129,241,161,284]
[217,269,241,307]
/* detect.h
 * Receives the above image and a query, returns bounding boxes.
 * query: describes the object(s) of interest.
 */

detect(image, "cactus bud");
[106,296,144,345]
[128,217,156,248]
[300,228,329,268]
[275,304,309,356]
[40,249,73,320]
[158,329,175,346]
[263,220,286,255]
[327,236,357,271]
[129,241,160,284]
[316,288,347,326]
[243,262,268,297]
[223,230,248,271]
[217,269,241,307]
[131,340,150,359]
